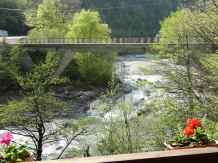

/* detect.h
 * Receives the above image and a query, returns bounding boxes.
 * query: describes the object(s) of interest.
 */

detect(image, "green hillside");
[81,0,196,37]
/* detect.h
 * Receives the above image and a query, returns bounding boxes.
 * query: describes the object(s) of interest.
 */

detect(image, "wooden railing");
[37,147,218,163]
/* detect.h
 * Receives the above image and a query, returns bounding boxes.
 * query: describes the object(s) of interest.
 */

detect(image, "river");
[87,54,163,119]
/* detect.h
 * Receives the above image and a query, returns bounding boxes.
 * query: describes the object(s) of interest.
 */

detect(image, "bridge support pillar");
[53,51,76,76]
[22,51,34,71]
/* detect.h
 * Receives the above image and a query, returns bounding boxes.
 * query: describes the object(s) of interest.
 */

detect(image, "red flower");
[183,127,194,136]
[0,133,13,145]
[187,118,201,129]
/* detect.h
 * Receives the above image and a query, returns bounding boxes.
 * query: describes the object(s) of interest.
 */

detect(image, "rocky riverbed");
[50,54,159,119]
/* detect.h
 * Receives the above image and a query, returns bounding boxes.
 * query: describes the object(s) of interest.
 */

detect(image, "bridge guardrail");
[17,37,161,44]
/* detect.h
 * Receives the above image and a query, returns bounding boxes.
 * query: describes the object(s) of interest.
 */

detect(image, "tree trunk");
[36,123,44,161]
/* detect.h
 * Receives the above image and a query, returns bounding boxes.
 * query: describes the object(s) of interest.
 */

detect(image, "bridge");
[1,36,161,76]
[2,37,161,53]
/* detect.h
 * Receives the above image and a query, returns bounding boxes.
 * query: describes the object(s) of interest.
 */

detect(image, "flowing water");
[87,54,163,119]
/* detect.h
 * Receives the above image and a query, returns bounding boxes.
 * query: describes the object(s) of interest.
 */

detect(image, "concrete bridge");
[1,36,161,76]
[3,37,161,53]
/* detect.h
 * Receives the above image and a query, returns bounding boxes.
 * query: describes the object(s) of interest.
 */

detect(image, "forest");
[80,0,196,37]
[0,0,195,37]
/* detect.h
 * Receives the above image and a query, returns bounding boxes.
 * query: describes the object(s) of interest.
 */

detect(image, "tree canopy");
[25,0,72,38]
[66,9,111,38]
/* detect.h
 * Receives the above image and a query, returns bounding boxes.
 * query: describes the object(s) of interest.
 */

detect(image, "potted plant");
[0,133,34,162]
[164,118,218,150]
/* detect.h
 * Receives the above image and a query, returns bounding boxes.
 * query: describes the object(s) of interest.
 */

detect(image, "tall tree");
[66,9,111,38]
[25,0,71,38]
[0,53,95,160]
[147,0,218,138]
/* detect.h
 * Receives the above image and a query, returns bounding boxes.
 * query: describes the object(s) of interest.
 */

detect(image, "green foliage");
[16,52,69,94]
[25,0,68,29]
[27,27,67,39]
[152,8,194,59]
[25,0,70,39]
[2,0,197,36]
[1,143,31,163]
[96,103,168,155]
[0,0,28,35]
[81,0,196,37]
[201,52,218,91]
[151,0,218,119]
[36,0,67,29]
[96,103,147,155]
[28,51,47,65]
[138,0,218,151]
[170,130,213,147]
[66,9,111,38]
[0,53,71,160]
[72,52,116,85]
[0,43,25,92]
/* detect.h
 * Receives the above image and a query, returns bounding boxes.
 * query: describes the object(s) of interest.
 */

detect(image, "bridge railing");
[18,37,161,44]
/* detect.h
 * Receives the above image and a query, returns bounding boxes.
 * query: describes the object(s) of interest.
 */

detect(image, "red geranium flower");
[183,127,195,136]
[187,118,201,129]
[0,133,13,145]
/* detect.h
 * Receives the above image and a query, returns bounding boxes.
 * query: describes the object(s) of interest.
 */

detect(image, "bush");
[74,52,116,85]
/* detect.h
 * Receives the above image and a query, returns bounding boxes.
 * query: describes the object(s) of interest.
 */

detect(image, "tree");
[65,9,116,85]
[0,53,95,160]
[151,8,200,114]
[25,0,71,38]
[146,0,218,142]
[66,9,111,38]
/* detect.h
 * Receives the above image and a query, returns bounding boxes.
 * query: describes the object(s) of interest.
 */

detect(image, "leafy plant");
[169,118,214,147]
[0,133,33,163]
